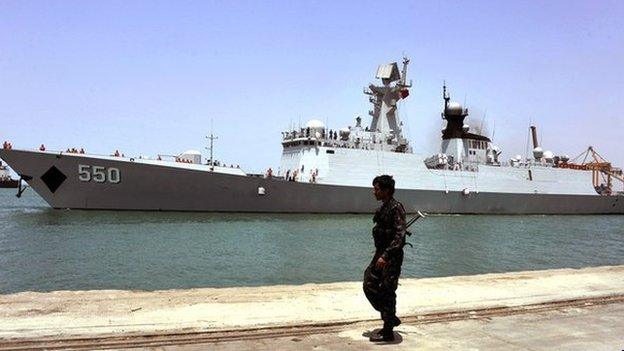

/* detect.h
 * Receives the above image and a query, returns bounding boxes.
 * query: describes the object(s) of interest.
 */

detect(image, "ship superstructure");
[280,59,413,183]
[0,58,622,213]
[277,58,623,199]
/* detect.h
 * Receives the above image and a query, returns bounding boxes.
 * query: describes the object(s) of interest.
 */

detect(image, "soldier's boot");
[369,321,395,342]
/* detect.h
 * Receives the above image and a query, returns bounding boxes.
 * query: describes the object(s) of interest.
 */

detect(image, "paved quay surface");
[1,265,623,350]
[113,302,624,351]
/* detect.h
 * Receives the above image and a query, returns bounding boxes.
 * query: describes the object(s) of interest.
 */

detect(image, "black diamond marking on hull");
[41,166,67,193]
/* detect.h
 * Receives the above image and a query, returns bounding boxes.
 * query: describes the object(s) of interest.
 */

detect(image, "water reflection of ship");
[0,160,18,188]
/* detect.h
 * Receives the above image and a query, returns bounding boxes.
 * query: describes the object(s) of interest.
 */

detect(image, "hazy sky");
[1,0,623,172]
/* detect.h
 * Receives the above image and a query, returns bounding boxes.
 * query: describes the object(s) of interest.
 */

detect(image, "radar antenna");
[206,120,218,169]
[442,81,450,119]
[400,56,412,87]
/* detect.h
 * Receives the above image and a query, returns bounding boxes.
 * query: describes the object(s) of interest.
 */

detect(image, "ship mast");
[442,81,450,114]
[365,57,412,150]
[206,132,218,169]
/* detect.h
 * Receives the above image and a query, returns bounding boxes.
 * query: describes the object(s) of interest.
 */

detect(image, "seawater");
[1,189,623,294]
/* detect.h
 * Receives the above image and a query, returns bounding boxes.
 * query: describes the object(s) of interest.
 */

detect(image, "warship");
[1,58,623,214]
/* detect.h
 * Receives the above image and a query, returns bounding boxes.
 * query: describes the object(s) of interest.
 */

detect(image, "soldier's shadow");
[362,328,404,345]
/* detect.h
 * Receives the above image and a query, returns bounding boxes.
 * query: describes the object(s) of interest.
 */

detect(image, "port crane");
[569,146,624,194]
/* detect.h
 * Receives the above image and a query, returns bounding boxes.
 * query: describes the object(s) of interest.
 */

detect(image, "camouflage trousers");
[362,250,404,322]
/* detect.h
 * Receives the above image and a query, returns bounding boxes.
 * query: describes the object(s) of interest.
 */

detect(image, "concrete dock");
[1,265,623,350]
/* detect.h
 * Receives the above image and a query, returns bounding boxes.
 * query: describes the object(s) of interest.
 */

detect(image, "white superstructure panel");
[282,146,597,195]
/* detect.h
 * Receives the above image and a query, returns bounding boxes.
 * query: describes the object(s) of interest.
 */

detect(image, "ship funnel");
[530,125,539,148]
[530,125,543,160]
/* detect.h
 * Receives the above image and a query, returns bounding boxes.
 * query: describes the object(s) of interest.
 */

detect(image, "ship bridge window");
[326,149,335,154]
[470,140,486,149]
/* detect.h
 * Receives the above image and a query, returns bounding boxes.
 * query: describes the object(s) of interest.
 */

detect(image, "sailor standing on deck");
[363,175,406,342]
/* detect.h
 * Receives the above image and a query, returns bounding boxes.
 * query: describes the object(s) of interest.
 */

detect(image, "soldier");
[363,175,407,342]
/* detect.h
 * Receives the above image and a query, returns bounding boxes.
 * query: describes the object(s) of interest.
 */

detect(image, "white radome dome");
[305,119,325,130]
[543,150,554,160]
[446,101,464,116]
[462,124,470,132]
[533,147,544,159]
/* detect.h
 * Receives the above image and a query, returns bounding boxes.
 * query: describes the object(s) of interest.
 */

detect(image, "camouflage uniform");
[363,197,407,324]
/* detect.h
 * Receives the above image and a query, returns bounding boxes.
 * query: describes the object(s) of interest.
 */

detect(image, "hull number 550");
[78,165,121,183]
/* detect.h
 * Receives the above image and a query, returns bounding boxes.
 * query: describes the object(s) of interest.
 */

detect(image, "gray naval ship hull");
[2,149,623,214]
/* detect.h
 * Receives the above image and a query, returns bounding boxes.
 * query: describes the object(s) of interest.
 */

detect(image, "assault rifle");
[405,210,427,237]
